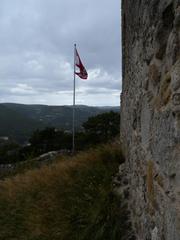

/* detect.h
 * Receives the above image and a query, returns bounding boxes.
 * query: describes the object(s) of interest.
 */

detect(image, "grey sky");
[0,0,121,106]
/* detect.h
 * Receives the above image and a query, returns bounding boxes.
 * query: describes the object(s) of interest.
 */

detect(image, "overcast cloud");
[0,0,121,106]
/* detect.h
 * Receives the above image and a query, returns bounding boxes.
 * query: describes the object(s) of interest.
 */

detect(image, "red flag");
[75,48,88,79]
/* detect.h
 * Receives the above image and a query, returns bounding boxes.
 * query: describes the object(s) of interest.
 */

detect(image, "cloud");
[10,83,37,95]
[0,0,121,106]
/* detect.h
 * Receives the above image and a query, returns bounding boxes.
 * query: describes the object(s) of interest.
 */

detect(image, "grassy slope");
[0,143,132,240]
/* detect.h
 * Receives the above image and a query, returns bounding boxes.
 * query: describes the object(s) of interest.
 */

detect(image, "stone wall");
[121,0,180,239]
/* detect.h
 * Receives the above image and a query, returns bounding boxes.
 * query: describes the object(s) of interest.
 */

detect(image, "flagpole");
[72,43,76,154]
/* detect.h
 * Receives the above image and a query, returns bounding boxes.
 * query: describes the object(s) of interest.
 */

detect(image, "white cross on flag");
[75,48,88,80]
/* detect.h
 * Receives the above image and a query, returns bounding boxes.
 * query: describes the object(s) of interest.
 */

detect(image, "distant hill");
[0,103,119,143]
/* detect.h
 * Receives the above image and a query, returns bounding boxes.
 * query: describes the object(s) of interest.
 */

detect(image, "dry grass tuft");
[148,64,160,86]
[153,72,172,110]
[0,143,133,240]
[155,174,164,188]
[146,160,155,210]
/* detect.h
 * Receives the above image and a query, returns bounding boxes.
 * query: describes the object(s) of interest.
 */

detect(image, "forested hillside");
[0,103,119,143]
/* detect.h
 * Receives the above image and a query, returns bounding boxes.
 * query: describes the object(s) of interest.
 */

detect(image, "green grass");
[0,143,133,240]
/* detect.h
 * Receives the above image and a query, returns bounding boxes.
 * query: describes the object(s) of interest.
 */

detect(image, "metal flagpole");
[72,43,76,154]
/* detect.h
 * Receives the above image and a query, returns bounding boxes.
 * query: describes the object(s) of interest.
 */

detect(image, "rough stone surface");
[121,1,180,239]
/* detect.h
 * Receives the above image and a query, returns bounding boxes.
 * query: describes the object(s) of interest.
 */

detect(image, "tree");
[18,112,120,159]
[28,127,72,155]
[82,111,120,146]
[0,140,20,164]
